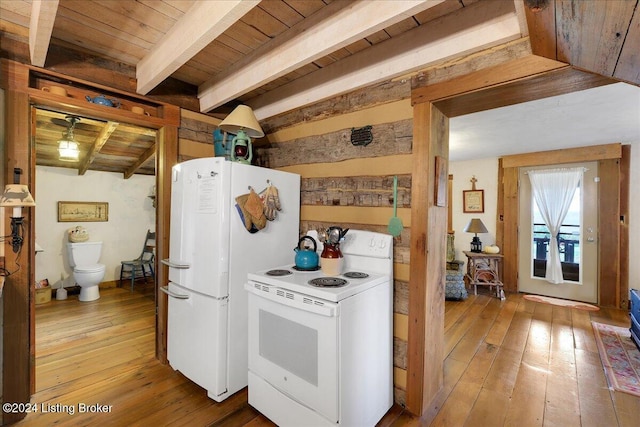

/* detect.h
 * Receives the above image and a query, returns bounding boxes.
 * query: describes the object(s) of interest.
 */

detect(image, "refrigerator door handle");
[161,258,191,269]
[160,285,190,299]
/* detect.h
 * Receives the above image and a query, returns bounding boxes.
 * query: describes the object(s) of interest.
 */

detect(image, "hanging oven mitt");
[252,210,267,230]
[262,184,282,221]
[246,189,267,231]
[245,188,264,219]
[235,193,254,231]
[260,186,274,220]
[237,189,267,231]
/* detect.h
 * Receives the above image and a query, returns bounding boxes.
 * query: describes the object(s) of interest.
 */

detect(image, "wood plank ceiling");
[1,0,638,176]
[34,108,157,176]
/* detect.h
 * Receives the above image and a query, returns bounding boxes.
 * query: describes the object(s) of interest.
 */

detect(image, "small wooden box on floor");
[35,287,52,304]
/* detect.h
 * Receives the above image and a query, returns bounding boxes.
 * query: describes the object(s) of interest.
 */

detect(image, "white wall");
[35,166,155,288]
[449,142,639,294]
[449,157,499,261]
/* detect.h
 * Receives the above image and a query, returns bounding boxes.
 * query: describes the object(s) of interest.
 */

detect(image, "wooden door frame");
[1,60,178,424]
[405,55,625,417]
[500,144,628,308]
[2,89,33,426]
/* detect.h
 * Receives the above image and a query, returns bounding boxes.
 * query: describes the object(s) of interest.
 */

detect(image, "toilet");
[67,241,106,302]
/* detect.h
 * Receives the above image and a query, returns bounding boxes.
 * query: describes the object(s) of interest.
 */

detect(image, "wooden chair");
[120,230,156,291]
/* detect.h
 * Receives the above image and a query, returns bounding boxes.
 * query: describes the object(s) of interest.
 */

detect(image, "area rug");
[523,294,600,311]
[591,322,640,397]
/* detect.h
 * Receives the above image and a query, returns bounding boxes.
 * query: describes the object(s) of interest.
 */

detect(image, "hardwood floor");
[16,285,639,426]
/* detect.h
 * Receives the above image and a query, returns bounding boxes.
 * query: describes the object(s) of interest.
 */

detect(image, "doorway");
[33,106,158,394]
[2,64,179,422]
[518,162,599,303]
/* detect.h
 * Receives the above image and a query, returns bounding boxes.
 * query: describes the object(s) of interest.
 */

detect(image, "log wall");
[178,79,415,405]
[259,82,414,405]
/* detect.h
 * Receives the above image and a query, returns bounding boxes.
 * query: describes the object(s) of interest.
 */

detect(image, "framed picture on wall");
[463,190,484,213]
[58,201,109,222]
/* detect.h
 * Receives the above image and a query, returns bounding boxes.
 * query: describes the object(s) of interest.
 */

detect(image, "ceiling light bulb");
[58,140,79,161]
[57,115,81,161]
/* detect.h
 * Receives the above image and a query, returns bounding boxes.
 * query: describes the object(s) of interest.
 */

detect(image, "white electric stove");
[247,265,388,303]
[245,229,394,426]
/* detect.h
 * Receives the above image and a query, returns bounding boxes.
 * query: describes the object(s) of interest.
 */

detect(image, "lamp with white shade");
[0,184,36,254]
[217,105,264,164]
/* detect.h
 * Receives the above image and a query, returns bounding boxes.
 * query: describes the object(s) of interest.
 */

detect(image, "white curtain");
[528,167,583,284]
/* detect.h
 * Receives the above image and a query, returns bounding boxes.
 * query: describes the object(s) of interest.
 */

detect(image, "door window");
[531,185,582,282]
[518,162,598,303]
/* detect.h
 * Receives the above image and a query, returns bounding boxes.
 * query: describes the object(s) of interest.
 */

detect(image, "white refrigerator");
[161,157,300,402]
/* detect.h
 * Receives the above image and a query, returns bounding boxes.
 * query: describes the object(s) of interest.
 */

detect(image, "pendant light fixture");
[58,116,80,161]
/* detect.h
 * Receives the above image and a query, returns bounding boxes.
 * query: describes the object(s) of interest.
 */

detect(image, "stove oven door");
[246,282,339,423]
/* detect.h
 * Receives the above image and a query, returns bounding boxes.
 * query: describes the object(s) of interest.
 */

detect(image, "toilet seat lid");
[75,263,105,273]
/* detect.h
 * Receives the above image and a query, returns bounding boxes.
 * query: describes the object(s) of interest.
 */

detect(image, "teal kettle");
[85,94,120,108]
[294,236,319,270]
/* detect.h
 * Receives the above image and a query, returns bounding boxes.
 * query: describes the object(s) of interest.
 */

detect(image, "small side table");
[463,251,505,300]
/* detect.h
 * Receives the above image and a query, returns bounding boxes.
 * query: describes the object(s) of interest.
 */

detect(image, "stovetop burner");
[292,265,321,272]
[266,269,293,276]
[343,271,369,279]
[308,277,348,288]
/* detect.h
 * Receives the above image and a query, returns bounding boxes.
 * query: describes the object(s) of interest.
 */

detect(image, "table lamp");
[463,218,488,253]
[0,183,36,253]
[218,105,264,164]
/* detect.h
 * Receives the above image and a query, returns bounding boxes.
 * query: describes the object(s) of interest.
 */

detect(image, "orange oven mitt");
[245,188,264,219]
[236,189,267,232]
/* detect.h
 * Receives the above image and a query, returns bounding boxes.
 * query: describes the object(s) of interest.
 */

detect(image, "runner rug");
[591,321,640,397]
[523,294,600,311]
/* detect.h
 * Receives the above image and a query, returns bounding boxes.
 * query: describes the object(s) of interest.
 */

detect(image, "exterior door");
[518,162,599,303]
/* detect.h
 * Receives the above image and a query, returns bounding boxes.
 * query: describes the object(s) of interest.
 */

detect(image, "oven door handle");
[245,282,338,317]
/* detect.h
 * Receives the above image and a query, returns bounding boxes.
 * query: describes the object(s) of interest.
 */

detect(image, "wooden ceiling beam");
[198,0,444,112]
[412,55,568,105]
[523,0,557,59]
[615,5,640,84]
[555,0,636,77]
[29,0,59,67]
[246,0,523,120]
[124,143,156,179]
[36,108,104,128]
[79,121,119,175]
[429,66,615,118]
[136,0,260,95]
[513,0,530,37]
[523,0,639,86]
